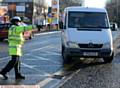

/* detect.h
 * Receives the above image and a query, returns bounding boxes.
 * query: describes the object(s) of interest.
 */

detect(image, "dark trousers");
[37,25,43,31]
[1,55,21,77]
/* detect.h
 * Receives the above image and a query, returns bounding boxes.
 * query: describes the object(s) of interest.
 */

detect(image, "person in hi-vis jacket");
[0,16,32,79]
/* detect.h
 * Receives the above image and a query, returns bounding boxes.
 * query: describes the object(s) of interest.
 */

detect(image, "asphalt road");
[0,30,120,88]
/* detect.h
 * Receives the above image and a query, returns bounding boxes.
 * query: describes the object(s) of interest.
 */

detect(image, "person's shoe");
[16,74,25,79]
[0,71,8,79]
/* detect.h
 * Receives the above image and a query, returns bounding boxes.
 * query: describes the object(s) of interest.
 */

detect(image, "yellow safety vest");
[8,25,32,56]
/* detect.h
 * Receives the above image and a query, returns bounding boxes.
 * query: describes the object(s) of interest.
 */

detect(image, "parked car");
[0,22,35,41]
[0,23,10,41]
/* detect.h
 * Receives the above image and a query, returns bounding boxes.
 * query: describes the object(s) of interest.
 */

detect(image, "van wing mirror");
[110,23,118,31]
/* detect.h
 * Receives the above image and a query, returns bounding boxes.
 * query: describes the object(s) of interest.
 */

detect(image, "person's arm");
[24,25,33,31]
[15,25,33,33]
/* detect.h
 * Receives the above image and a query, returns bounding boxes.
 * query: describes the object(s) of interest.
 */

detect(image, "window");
[68,11,109,28]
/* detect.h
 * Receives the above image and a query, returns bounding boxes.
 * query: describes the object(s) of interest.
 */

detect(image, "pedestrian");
[0,16,32,80]
[37,19,43,31]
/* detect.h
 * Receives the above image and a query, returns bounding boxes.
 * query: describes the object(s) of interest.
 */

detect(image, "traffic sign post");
[51,0,59,30]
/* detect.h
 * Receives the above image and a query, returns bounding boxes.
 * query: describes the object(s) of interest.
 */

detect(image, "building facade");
[59,0,83,11]
[0,0,47,24]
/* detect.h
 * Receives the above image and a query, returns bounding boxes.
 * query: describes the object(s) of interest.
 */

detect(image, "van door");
[61,12,70,45]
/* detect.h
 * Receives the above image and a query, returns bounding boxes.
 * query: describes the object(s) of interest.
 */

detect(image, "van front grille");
[78,43,103,48]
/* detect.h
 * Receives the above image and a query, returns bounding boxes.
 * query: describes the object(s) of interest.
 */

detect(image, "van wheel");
[103,53,114,63]
[62,45,72,64]
[63,53,72,64]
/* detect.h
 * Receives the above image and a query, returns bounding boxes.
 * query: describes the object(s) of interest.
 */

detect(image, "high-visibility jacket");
[8,25,32,56]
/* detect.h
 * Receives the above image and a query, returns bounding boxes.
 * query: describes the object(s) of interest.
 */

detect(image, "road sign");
[51,0,59,25]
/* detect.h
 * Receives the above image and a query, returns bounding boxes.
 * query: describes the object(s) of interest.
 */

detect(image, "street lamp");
[116,0,119,23]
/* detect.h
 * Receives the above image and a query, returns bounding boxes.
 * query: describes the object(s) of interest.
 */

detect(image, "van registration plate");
[83,52,98,56]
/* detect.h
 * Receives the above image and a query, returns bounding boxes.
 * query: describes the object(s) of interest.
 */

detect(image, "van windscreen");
[68,12,109,28]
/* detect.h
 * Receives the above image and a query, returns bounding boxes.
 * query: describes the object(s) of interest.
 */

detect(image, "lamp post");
[116,0,119,23]
[12,0,13,17]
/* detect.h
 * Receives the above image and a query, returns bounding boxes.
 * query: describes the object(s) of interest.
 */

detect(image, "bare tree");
[106,0,120,26]
[60,0,83,11]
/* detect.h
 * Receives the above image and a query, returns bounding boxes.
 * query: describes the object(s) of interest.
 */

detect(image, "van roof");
[64,6,107,13]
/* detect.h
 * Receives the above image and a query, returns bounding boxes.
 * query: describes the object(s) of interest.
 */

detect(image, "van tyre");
[103,53,114,63]
[63,53,72,64]
[62,45,72,64]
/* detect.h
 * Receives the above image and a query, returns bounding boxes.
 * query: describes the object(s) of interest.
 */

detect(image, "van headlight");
[67,41,79,48]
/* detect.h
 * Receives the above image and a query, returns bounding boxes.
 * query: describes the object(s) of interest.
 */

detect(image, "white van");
[61,6,117,64]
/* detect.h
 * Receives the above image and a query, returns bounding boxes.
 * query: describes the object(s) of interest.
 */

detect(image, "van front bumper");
[65,48,113,58]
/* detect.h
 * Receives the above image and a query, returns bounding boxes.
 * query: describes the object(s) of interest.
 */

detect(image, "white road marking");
[48,80,61,88]
[50,47,61,51]
[21,64,62,67]
[0,57,9,61]
[35,31,60,36]
[39,78,53,87]
[21,63,51,76]
[0,57,10,64]
[37,54,61,56]
[37,70,63,87]
[0,85,40,88]
[24,40,49,48]
[26,55,61,64]
[32,45,52,52]
[45,51,61,55]
[9,74,51,77]
[33,55,51,61]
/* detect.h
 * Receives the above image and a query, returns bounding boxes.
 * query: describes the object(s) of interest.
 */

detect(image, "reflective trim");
[9,26,16,30]
[9,35,20,38]
[9,39,21,42]
[9,45,22,48]
[9,46,17,48]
